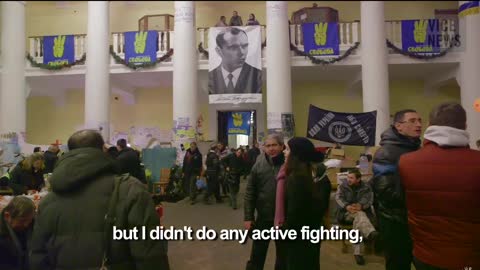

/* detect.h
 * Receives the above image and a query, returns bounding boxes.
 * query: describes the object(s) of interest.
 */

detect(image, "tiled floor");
[162,179,386,270]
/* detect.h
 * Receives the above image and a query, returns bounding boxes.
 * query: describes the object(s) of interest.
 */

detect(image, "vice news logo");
[412,19,461,48]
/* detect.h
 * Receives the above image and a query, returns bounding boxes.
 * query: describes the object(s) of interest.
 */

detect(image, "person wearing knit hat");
[280,137,326,270]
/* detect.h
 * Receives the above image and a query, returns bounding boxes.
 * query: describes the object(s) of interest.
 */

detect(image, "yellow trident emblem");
[232,113,243,127]
[134,31,148,54]
[53,35,66,58]
[413,20,428,43]
[314,23,328,46]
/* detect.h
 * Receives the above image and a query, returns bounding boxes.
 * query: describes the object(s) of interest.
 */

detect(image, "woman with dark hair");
[246,13,260,26]
[280,137,328,270]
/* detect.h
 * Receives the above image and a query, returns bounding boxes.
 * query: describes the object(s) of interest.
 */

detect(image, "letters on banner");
[306,105,377,146]
[43,35,75,66]
[302,22,340,56]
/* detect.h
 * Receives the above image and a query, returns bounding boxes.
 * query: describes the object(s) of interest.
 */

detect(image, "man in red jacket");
[399,102,480,270]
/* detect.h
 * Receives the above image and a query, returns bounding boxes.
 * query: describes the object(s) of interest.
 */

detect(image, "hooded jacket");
[370,126,421,224]
[30,147,168,270]
[399,126,480,269]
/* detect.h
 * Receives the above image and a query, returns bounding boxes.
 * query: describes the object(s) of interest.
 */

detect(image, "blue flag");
[124,31,159,64]
[227,112,251,135]
[302,22,339,56]
[402,19,442,54]
[43,35,75,66]
[306,105,377,146]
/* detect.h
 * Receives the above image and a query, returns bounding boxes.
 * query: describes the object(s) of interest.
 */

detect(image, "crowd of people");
[182,141,261,208]
[215,11,261,27]
[0,101,479,270]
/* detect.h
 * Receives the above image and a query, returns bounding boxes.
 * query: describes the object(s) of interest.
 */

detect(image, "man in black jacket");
[116,139,146,184]
[247,142,261,173]
[30,130,169,270]
[204,146,222,204]
[182,142,203,204]
[43,145,59,173]
[0,196,35,270]
[244,134,285,270]
[370,109,422,270]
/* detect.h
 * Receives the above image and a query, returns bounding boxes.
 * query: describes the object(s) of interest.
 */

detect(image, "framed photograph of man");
[208,26,263,104]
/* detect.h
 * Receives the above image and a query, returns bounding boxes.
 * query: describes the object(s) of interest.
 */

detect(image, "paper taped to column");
[208,26,263,104]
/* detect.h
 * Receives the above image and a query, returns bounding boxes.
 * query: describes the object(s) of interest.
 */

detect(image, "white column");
[458,1,480,147]
[266,1,293,139]
[360,1,390,146]
[84,1,110,140]
[0,1,26,134]
[173,1,197,163]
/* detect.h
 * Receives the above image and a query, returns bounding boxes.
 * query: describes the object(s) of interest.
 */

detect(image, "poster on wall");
[43,35,75,66]
[227,112,251,135]
[401,19,442,54]
[124,30,159,64]
[208,26,262,104]
[306,105,377,146]
[302,22,340,56]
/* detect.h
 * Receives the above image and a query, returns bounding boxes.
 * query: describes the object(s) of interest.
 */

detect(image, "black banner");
[306,105,377,146]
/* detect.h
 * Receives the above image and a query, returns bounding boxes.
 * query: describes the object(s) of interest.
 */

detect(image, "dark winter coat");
[247,147,261,165]
[223,153,245,174]
[370,126,420,224]
[30,147,168,270]
[244,153,284,222]
[43,150,58,174]
[283,166,326,270]
[205,151,220,175]
[116,147,145,184]
[335,180,374,223]
[0,212,33,270]
[8,164,44,195]
[182,148,202,175]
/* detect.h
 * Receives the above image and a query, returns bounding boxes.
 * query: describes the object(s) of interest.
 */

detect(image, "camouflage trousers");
[344,211,376,239]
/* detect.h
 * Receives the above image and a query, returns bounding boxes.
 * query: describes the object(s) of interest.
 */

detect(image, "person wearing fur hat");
[281,137,326,270]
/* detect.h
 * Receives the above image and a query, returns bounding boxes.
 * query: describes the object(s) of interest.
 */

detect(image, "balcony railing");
[25,19,460,68]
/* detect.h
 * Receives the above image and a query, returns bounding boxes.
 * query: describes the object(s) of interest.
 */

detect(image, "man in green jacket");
[30,129,169,270]
[244,134,285,270]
